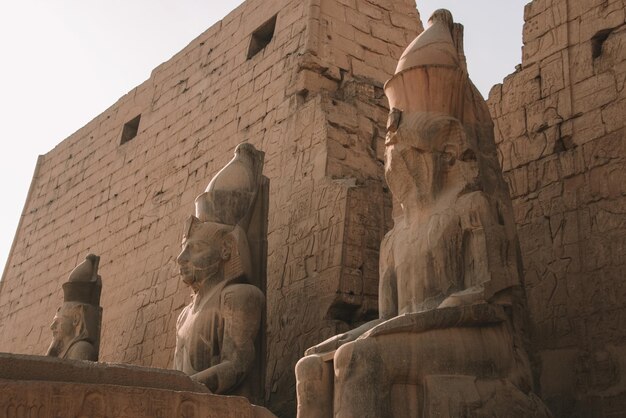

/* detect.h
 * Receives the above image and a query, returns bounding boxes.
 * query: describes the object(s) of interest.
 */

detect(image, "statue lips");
[179,266,195,285]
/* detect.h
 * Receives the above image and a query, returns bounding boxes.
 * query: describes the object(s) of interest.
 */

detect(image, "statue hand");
[191,369,218,393]
[438,285,485,308]
[304,319,384,356]
[304,331,359,356]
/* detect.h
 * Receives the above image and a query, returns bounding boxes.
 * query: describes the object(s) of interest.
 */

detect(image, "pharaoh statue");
[174,143,268,401]
[295,10,552,418]
[47,254,102,361]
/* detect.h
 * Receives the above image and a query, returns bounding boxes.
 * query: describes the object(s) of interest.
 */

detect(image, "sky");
[0,0,529,276]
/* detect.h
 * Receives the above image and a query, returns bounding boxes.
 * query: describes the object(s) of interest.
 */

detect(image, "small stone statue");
[47,254,102,361]
[295,10,551,418]
[174,143,267,398]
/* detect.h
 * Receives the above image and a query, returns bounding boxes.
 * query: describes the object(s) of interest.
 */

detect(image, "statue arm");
[173,305,190,372]
[438,191,513,308]
[191,284,264,394]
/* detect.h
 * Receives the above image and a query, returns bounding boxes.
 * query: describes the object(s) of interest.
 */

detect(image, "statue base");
[0,353,275,418]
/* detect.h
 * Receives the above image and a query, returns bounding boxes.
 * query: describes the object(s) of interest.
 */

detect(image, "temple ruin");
[0,0,624,416]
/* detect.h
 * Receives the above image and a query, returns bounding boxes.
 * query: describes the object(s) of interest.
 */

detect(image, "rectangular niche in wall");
[120,114,141,145]
[247,15,277,60]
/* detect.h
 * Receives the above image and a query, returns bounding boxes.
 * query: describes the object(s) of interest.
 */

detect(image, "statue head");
[47,301,89,358]
[177,216,251,293]
[179,143,262,294]
[385,110,479,211]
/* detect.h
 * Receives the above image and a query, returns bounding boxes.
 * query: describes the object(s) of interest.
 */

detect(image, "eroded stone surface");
[488,0,626,415]
[0,1,422,415]
[0,352,275,418]
[296,10,551,418]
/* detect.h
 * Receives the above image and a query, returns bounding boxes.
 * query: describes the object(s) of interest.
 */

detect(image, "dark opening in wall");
[120,114,141,145]
[247,15,277,60]
[592,28,613,59]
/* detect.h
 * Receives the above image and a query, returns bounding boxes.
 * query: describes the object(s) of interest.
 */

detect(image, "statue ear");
[71,307,82,326]
[220,233,235,261]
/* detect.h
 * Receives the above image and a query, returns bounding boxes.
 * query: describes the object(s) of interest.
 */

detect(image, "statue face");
[384,137,432,207]
[177,218,233,289]
[50,304,78,342]
[384,111,476,209]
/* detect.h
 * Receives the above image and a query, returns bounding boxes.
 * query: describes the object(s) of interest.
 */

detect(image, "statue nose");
[177,246,190,265]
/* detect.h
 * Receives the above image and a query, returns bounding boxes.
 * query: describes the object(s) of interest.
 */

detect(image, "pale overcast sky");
[0,1,528,275]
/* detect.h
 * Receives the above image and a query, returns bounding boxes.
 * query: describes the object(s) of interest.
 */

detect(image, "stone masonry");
[0,0,421,416]
[3,0,625,416]
[488,0,626,416]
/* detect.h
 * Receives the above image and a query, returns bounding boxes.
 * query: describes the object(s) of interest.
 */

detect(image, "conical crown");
[395,9,458,74]
[194,143,264,228]
[385,9,467,118]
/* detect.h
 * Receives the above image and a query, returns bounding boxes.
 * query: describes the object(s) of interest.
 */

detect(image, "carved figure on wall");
[175,143,268,399]
[295,10,552,418]
[47,254,102,361]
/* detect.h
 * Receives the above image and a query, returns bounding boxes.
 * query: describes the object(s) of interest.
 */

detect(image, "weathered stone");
[296,10,550,418]
[174,143,267,402]
[489,0,626,415]
[0,2,424,415]
[46,254,102,362]
[0,352,275,418]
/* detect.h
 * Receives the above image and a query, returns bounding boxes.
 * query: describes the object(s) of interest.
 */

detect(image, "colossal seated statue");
[174,143,267,399]
[295,10,552,418]
[47,254,102,361]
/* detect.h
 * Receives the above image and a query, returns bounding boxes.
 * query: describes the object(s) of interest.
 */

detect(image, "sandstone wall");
[0,0,421,416]
[488,0,626,415]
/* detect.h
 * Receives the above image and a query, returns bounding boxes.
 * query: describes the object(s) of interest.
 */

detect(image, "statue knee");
[296,354,325,383]
[296,354,333,418]
[334,338,378,381]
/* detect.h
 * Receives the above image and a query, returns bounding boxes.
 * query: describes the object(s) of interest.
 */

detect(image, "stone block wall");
[0,0,421,416]
[488,0,626,415]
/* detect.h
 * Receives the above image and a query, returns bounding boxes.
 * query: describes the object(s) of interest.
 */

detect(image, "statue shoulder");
[65,339,96,361]
[381,222,401,252]
[456,190,500,226]
[457,189,491,205]
[221,283,264,311]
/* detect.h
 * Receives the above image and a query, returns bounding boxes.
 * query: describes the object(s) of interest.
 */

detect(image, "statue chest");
[176,291,226,374]
[393,212,467,314]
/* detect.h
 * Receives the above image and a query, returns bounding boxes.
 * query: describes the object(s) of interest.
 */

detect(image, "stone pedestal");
[0,353,275,418]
